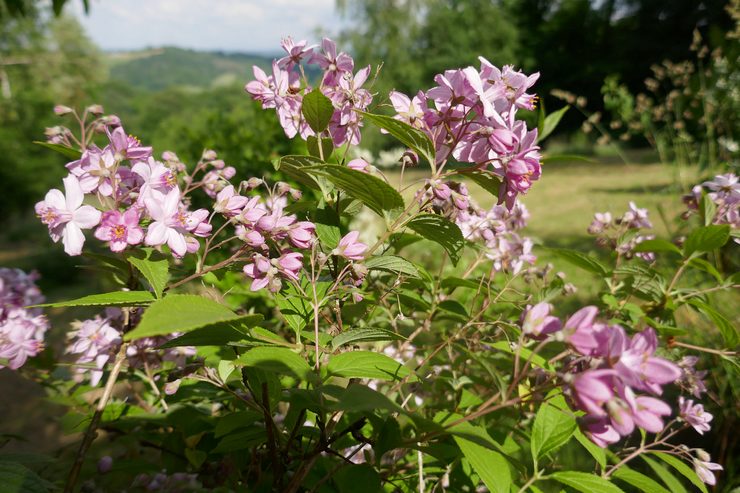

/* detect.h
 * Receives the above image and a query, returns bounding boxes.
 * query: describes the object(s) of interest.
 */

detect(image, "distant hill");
[106,47,274,91]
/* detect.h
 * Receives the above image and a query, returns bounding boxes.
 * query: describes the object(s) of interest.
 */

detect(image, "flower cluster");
[390,61,542,208]
[67,308,194,386]
[588,202,655,261]
[683,173,739,235]
[523,304,683,446]
[35,113,216,257]
[422,181,535,273]
[0,268,48,370]
[246,37,372,146]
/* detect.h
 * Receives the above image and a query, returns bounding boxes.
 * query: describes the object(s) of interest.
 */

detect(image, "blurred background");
[1,0,738,479]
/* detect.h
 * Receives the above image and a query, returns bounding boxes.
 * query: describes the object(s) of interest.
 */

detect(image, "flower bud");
[97,456,113,474]
[246,177,263,190]
[162,151,178,162]
[53,105,74,116]
[210,159,225,170]
[203,149,218,161]
[400,149,419,167]
[86,104,104,115]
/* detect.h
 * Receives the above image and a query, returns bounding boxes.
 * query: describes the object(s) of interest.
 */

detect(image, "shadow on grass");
[591,183,680,195]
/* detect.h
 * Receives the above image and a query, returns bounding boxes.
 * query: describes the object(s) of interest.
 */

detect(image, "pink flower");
[132,158,178,203]
[562,306,601,355]
[678,396,713,434]
[309,37,354,86]
[347,158,371,173]
[106,126,151,162]
[244,254,275,292]
[571,369,615,416]
[389,90,427,129]
[214,185,248,217]
[693,450,723,486]
[333,231,367,260]
[35,175,102,256]
[621,201,652,229]
[0,309,48,370]
[580,416,620,448]
[144,188,189,257]
[277,252,303,281]
[67,315,121,386]
[277,36,317,69]
[94,208,144,252]
[288,221,315,249]
[521,302,561,337]
[614,328,681,394]
[622,387,671,433]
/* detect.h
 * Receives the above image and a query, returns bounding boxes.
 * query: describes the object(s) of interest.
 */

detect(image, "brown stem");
[63,343,128,493]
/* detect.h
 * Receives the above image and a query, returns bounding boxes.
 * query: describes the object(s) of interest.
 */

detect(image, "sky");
[70,0,344,54]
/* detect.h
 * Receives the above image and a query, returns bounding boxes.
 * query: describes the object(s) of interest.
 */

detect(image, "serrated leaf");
[359,111,436,167]
[158,314,263,347]
[327,351,414,381]
[235,346,315,382]
[551,471,625,493]
[33,140,82,160]
[332,328,403,349]
[687,300,737,347]
[537,105,570,142]
[275,155,326,191]
[458,168,501,198]
[439,415,511,493]
[683,225,730,256]
[35,290,154,308]
[0,460,53,493]
[531,396,576,461]
[365,255,420,278]
[127,248,169,298]
[699,193,716,227]
[545,247,610,276]
[302,88,334,133]
[651,452,708,493]
[305,164,404,216]
[329,383,404,413]
[407,213,465,265]
[642,455,687,493]
[613,466,670,493]
[124,294,242,340]
[306,135,334,160]
[632,239,682,256]
[574,429,606,469]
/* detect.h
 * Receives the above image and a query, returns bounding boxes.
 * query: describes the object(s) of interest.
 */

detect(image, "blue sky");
[70,0,344,53]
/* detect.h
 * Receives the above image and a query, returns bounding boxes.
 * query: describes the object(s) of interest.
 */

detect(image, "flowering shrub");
[1,36,737,492]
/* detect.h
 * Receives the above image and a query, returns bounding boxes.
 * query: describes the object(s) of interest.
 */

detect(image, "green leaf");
[275,155,326,191]
[33,140,82,160]
[574,429,606,469]
[364,255,420,278]
[531,396,577,461]
[359,111,436,168]
[158,314,264,348]
[329,383,404,414]
[687,257,723,283]
[613,466,670,493]
[642,455,687,493]
[699,193,716,227]
[537,105,570,142]
[683,225,730,256]
[305,164,404,216]
[236,346,315,382]
[406,213,465,265]
[0,461,53,493]
[458,168,501,198]
[545,247,610,276]
[441,416,511,493]
[334,464,382,493]
[276,284,313,334]
[306,135,334,160]
[35,290,155,308]
[687,299,738,347]
[651,452,708,493]
[327,351,414,381]
[551,471,625,493]
[332,328,403,349]
[541,153,596,163]
[126,248,170,298]
[124,294,242,340]
[632,239,681,256]
[313,205,341,249]
[302,88,334,133]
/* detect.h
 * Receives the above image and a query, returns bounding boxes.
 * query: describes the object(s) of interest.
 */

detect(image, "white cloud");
[70,0,345,53]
